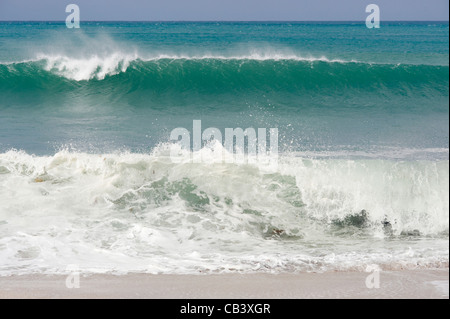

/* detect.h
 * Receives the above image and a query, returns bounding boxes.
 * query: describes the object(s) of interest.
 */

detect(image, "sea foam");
[0,147,448,275]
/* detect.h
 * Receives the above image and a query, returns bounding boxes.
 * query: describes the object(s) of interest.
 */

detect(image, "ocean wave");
[0,53,355,81]
[0,54,448,97]
[0,147,448,274]
[0,53,357,68]
[0,147,448,237]
[2,51,449,67]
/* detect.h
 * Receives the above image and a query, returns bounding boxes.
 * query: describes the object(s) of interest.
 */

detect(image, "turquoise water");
[0,22,448,155]
[0,22,448,275]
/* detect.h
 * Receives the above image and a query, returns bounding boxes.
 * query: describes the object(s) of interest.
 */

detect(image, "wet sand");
[0,269,448,299]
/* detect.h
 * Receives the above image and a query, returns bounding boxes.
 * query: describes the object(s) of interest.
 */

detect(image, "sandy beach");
[0,269,448,299]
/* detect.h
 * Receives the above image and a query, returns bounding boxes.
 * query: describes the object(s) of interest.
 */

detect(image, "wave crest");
[38,53,139,81]
[1,54,448,98]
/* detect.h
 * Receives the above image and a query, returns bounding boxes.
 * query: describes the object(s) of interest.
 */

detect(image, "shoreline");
[0,269,448,299]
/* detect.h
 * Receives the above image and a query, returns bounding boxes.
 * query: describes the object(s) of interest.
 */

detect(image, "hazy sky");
[0,0,448,21]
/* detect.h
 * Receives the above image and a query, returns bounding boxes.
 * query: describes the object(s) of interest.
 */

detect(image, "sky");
[0,0,448,21]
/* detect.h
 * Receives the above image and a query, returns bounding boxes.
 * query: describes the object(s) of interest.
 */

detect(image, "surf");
[0,21,448,276]
[1,55,448,102]
[0,147,448,275]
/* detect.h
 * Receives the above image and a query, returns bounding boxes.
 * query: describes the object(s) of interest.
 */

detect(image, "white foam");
[3,50,446,82]
[138,53,353,63]
[281,156,449,236]
[0,148,448,275]
[291,147,450,160]
[38,53,139,81]
[2,51,357,81]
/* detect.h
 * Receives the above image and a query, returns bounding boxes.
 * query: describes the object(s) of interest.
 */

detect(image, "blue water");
[0,21,448,156]
[0,22,448,275]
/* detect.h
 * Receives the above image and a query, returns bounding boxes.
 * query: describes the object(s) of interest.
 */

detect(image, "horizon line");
[0,20,448,23]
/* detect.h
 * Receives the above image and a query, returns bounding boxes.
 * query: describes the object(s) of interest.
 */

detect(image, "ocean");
[0,21,448,275]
